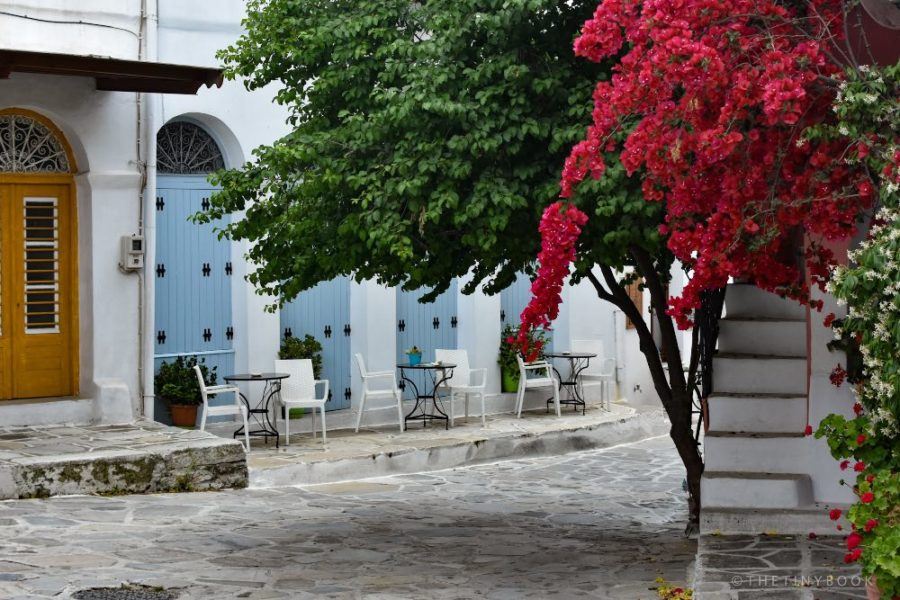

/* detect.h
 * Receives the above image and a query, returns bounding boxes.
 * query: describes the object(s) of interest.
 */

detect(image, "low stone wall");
[0,422,247,500]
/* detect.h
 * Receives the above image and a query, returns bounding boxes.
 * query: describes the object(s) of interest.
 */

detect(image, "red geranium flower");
[829,508,842,521]
[846,532,863,550]
[853,462,865,472]
[853,403,863,416]
[856,434,867,446]
[839,460,849,471]
[804,425,813,436]
[860,492,874,504]
[864,519,878,533]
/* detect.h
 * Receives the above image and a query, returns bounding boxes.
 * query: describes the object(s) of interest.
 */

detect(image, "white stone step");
[713,354,806,395]
[707,394,807,433]
[725,284,807,320]
[717,318,807,357]
[703,432,809,474]
[702,471,813,509]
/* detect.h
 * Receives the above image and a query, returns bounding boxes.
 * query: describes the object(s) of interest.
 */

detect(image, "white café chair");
[275,359,329,446]
[354,353,404,432]
[193,365,250,452]
[571,339,616,410]
[435,349,487,427]
[515,354,561,418]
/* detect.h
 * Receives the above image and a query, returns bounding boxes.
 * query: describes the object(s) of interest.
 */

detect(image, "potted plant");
[499,325,548,393]
[155,356,217,427]
[406,346,422,366]
[278,334,324,418]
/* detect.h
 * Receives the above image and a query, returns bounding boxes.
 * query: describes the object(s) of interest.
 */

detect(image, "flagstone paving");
[693,533,866,599]
[0,435,696,599]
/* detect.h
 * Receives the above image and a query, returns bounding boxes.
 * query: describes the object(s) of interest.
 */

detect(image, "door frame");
[0,107,80,400]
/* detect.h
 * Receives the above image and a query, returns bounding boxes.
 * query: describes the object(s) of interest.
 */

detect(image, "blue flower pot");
[407,353,422,366]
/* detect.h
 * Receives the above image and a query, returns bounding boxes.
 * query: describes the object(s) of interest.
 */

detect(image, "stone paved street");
[0,436,695,599]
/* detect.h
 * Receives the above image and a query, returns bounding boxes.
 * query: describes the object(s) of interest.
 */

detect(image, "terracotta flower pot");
[169,404,198,428]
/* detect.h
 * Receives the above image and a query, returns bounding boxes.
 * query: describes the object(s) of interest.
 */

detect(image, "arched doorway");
[153,120,233,422]
[0,109,79,400]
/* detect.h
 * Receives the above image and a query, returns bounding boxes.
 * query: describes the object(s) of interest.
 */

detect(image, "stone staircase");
[701,283,814,523]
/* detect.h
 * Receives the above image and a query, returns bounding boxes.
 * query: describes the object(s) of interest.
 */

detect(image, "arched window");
[0,113,72,173]
[156,121,225,175]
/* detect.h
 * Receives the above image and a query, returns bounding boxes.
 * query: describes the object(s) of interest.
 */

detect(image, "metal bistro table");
[224,372,289,448]
[397,362,456,430]
[544,352,597,415]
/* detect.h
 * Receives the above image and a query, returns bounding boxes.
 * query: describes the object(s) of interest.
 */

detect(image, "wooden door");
[0,183,76,399]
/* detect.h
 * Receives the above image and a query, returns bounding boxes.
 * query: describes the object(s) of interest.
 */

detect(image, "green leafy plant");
[279,334,323,378]
[815,62,899,600]
[155,356,217,407]
[406,346,421,356]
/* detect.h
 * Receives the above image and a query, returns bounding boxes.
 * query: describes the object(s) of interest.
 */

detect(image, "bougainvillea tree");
[519,0,888,523]
[556,0,880,328]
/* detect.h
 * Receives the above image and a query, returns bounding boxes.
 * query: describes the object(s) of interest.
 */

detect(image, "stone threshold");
[0,420,247,500]
[248,404,669,488]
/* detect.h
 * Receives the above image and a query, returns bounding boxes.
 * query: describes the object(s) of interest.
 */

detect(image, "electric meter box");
[120,234,145,270]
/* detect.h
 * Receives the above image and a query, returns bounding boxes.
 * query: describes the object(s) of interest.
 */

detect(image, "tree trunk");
[586,262,705,528]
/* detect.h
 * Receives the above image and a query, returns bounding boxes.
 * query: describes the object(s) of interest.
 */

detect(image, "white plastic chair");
[354,353,404,432]
[275,359,329,446]
[515,355,560,418]
[435,349,487,427]
[571,339,616,410]
[193,365,250,452]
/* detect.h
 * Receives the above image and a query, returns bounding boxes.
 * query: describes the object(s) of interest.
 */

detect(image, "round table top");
[224,372,290,382]
[397,362,457,370]
[545,352,597,359]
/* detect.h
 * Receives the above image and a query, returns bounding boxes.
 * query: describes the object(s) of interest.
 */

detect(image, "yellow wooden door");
[0,183,76,399]
[0,185,11,399]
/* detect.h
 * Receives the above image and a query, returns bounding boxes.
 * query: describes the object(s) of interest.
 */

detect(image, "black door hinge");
[156,330,166,345]
[324,325,332,338]
[202,328,212,342]
[201,262,211,277]
[226,326,234,341]
[451,316,458,328]
[156,197,164,211]
[156,264,166,278]
[225,262,232,276]
[284,327,293,338]
[432,317,440,329]
[398,319,406,332]
[343,324,351,336]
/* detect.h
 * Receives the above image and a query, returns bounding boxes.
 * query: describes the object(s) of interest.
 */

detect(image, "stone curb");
[251,408,670,488]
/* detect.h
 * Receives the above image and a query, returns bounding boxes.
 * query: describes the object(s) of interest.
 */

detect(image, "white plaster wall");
[350,280,398,405]
[807,288,856,504]
[0,73,144,419]
[457,275,501,395]
[0,1,142,59]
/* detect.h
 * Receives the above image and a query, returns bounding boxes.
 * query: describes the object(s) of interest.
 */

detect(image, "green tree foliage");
[204,0,705,524]
[202,0,612,301]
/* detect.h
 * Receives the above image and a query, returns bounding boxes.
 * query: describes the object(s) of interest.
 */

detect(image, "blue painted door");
[280,277,351,411]
[500,272,553,352]
[154,175,234,422]
[396,281,458,396]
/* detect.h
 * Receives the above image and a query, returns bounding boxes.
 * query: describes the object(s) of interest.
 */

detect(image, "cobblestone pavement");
[694,534,865,599]
[0,436,695,599]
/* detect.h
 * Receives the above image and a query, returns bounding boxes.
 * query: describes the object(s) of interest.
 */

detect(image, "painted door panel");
[280,277,352,411]
[0,184,75,399]
[0,185,11,399]
[154,176,234,422]
[396,281,458,396]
